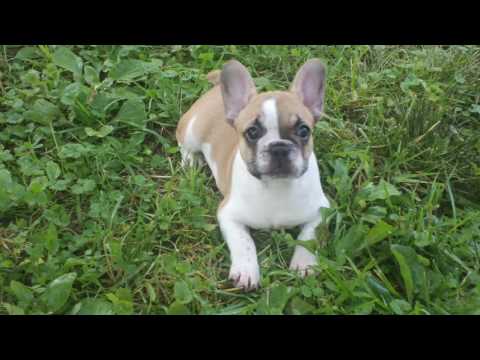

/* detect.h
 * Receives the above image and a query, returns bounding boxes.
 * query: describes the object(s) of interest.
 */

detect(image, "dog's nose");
[269,142,292,158]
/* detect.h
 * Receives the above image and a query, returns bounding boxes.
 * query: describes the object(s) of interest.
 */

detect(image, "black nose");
[269,142,292,158]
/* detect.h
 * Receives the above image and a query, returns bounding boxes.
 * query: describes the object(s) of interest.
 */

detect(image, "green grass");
[0,45,479,315]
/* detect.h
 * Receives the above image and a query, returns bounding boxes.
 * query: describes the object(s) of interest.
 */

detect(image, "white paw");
[229,260,260,291]
[289,246,318,277]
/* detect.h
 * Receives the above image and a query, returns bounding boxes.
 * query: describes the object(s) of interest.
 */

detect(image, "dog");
[176,59,330,291]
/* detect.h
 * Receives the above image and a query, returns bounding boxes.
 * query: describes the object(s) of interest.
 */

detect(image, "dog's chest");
[222,151,329,229]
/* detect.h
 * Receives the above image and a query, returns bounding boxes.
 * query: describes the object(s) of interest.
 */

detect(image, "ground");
[0,45,479,315]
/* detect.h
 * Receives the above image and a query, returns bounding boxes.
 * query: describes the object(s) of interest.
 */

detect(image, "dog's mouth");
[246,159,293,179]
[246,155,308,180]
[266,159,295,177]
[268,156,309,179]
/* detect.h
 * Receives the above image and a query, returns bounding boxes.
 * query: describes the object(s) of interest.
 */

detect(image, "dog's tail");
[206,70,221,86]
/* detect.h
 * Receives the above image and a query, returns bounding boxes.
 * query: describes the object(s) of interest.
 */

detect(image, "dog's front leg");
[218,215,260,291]
[289,216,322,276]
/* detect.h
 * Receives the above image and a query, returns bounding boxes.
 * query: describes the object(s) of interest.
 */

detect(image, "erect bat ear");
[220,60,257,125]
[290,59,327,120]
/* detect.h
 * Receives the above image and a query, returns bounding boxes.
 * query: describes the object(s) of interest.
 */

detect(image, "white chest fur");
[220,150,330,230]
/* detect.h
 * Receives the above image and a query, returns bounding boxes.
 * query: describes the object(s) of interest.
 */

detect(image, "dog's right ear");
[220,60,257,125]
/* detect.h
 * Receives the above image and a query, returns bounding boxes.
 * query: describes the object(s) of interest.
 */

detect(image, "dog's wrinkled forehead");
[236,92,315,133]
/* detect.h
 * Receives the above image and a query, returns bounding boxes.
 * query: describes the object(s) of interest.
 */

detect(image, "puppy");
[176,59,330,291]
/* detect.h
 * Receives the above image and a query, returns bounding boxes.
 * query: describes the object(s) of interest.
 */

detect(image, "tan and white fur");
[176,59,330,291]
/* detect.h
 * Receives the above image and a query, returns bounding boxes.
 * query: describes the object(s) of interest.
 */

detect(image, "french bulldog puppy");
[176,59,330,291]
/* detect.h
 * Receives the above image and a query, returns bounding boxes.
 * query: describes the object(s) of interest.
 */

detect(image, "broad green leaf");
[161,70,178,78]
[10,280,34,307]
[21,69,41,86]
[15,46,41,61]
[50,180,70,192]
[71,179,96,194]
[44,204,70,227]
[60,82,89,106]
[90,92,113,115]
[269,284,292,311]
[413,231,434,248]
[77,299,114,315]
[108,240,124,266]
[331,159,352,195]
[390,244,415,303]
[115,288,133,302]
[174,281,193,304]
[85,125,114,138]
[3,303,25,315]
[109,59,160,81]
[470,104,480,114]
[18,157,44,176]
[454,72,465,84]
[0,169,12,187]
[40,272,77,313]
[255,298,283,315]
[335,224,367,263]
[362,206,387,224]
[23,188,48,207]
[377,180,401,198]
[198,51,214,63]
[365,220,394,246]
[84,65,99,85]
[366,275,392,300]
[24,99,61,125]
[289,296,316,315]
[175,262,191,275]
[167,301,191,315]
[400,74,425,93]
[45,161,61,181]
[52,47,83,77]
[0,148,14,162]
[110,87,143,101]
[116,99,146,125]
[58,143,93,159]
[106,289,133,315]
[354,302,375,315]
[28,176,49,194]
[43,223,59,254]
[356,180,401,203]
[133,174,146,186]
[390,299,412,315]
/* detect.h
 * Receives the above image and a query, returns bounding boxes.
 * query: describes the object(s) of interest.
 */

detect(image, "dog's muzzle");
[266,141,297,177]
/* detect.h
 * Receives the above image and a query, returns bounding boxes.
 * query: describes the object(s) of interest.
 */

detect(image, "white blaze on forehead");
[261,98,280,138]
[256,97,281,172]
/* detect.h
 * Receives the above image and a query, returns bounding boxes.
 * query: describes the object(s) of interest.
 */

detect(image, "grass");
[0,45,479,315]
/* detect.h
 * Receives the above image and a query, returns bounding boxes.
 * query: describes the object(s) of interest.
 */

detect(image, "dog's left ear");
[290,59,326,120]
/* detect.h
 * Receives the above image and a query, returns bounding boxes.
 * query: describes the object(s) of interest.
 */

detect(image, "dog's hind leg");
[180,146,205,169]
[177,115,205,169]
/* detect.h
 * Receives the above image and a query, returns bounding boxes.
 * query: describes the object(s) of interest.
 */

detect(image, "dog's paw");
[289,246,317,277]
[229,261,260,291]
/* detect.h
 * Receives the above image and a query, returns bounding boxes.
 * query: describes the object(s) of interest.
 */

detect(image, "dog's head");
[220,59,326,180]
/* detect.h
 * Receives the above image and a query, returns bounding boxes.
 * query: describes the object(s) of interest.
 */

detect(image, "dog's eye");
[296,124,310,139]
[245,125,261,142]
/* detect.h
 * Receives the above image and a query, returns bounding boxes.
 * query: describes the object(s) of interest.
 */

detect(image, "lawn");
[0,45,479,315]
